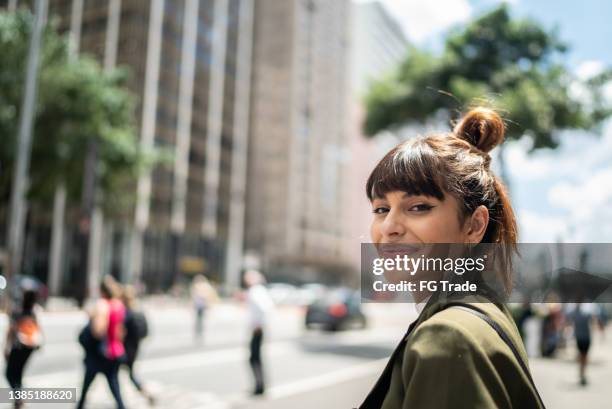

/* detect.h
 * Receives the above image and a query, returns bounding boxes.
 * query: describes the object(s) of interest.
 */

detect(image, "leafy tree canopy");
[0,10,161,218]
[364,5,611,150]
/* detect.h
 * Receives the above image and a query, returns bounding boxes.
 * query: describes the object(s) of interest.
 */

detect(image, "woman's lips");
[377,243,422,258]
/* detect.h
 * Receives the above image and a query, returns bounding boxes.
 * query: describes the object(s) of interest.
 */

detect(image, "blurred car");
[305,288,367,331]
[266,282,298,305]
[294,283,327,307]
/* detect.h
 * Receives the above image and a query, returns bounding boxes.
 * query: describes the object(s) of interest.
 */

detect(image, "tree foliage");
[0,11,159,218]
[364,5,611,149]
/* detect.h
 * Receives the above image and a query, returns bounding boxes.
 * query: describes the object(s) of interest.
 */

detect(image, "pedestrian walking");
[568,302,596,386]
[4,287,43,409]
[243,270,274,396]
[122,285,155,405]
[597,303,609,339]
[541,302,564,357]
[358,108,545,408]
[190,274,218,342]
[76,275,127,409]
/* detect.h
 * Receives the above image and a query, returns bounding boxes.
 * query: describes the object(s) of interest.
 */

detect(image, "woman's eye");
[372,207,389,214]
[409,204,433,212]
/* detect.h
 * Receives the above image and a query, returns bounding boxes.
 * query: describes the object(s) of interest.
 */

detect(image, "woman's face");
[370,190,483,244]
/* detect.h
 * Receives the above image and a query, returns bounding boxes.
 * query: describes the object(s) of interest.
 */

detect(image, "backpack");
[15,316,43,349]
[129,311,149,340]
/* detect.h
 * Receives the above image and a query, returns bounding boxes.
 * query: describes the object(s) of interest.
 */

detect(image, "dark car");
[305,288,367,331]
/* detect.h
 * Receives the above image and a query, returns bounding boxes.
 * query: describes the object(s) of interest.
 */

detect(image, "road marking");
[223,357,388,406]
[24,327,398,386]
[139,342,295,374]
[266,358,387,400]
[24,340,297,384]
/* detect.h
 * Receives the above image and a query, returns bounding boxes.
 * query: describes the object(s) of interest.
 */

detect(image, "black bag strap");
[444,303,546,409]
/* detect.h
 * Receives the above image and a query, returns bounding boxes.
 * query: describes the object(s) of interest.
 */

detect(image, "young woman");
[359,108,546,408]
[76,275,127,409]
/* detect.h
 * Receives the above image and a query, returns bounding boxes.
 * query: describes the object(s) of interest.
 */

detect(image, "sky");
[358,0,612,243]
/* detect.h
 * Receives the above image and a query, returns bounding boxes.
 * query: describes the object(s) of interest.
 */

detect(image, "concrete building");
[344,1,409,271]
[351,1,408,93]
[2,0,255,294]
[245,0,353,284]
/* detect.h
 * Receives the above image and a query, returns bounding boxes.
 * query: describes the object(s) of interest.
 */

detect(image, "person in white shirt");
[243,270,274,395]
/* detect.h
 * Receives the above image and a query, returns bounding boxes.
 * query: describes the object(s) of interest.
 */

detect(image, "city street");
[0,301,610,409]
[0,301,407,409]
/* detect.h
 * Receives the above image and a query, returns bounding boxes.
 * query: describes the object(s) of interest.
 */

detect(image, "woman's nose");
[379,210,405,239]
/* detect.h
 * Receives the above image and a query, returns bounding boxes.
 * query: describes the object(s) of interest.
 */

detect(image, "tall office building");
[344,1,409,271]
[351,1,408,93]
[3,0,254,293]
[245,0,352,283]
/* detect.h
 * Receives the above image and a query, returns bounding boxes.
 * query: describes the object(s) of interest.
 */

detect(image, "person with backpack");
[121,285,155,405]
[76,275,127,409]
[4,288,42,409]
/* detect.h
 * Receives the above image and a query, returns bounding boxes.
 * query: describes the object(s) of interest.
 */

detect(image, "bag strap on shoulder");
[444,302,546,409]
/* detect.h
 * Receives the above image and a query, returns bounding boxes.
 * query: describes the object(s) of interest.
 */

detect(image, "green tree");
[0,11,159,219]
[364,5,611,150]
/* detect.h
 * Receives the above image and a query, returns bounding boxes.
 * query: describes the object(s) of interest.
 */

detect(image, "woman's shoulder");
[405,303,523,361]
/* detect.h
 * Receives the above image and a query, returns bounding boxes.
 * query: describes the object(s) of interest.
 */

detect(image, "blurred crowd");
[2,270,276,409]
[511,297,610,386]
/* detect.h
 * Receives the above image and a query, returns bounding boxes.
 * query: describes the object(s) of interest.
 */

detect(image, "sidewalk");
[530,330,612,409]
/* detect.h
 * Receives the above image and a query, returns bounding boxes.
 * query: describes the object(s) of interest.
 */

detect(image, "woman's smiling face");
[370,190,486,244]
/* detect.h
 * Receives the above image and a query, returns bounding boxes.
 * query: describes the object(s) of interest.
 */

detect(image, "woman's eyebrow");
[401,193,438,202]
[401,192,419,199]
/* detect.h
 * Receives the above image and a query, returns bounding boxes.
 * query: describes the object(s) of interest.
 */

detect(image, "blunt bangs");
[366,138,447,202]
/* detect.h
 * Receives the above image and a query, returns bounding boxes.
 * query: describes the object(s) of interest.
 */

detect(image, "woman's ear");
[466,205,489,243]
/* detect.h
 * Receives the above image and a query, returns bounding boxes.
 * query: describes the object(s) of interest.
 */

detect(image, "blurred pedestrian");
[4,288,43,409]
[541,302,563,357]
[190,274,218,342]
[122,285,155,405]
[597,303,609,339]
[243,270,274,396]
[568,302,596,386]
[511,299,533,341]
[76,275,127,409]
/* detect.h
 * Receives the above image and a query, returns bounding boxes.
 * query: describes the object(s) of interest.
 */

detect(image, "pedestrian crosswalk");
[25,371,231,409]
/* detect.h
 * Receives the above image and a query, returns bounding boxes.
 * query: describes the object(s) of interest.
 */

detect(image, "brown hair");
[366,107,518,291]
[100,275,122,299]
[121,284,137,310]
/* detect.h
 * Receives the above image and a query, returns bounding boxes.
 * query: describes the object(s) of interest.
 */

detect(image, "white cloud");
[575,60,606,81]
[548,167,612,222]
[366,0,472,44]
[505,121,612,182]
[503,139,555,181]
[518,209,566,242]
[506,120,612,242]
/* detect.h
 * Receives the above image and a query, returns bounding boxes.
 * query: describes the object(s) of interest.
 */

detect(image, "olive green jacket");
[362,294,544,409]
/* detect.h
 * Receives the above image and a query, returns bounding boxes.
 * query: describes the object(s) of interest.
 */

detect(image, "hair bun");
[453,107,505,153]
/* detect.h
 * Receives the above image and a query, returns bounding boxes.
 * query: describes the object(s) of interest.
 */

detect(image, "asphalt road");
[0,302,409,409]
[0,301,610,409]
